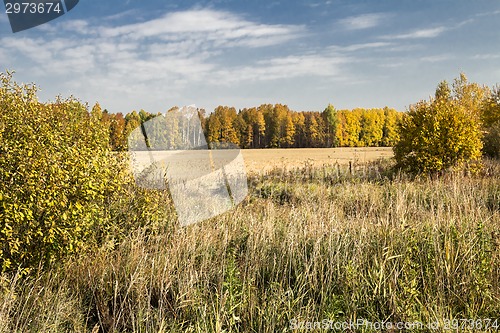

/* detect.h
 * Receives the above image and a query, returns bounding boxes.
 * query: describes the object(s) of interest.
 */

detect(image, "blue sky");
[1,0,499,113]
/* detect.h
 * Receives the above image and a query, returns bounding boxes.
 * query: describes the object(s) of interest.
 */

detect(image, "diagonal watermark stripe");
[128,105,248,226]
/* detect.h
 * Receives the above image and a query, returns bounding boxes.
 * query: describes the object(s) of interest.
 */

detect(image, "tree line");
[95,104,402,150]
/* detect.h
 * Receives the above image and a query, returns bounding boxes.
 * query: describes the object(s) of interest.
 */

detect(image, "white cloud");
[420,54,453,63]
[475,10,500,17]
[381,27,446,39]
[308,1,333,8]
[213,53,348,83]
[59,19,90,34]
[378,62,405,69]
[329,42,391,52]
[338,13,388,30]
[472,54,500,60]
[0,8,306,81]
[99,8,305,48]
[0,8,318,112]
[103,9,139,21]
[1,37,55,63]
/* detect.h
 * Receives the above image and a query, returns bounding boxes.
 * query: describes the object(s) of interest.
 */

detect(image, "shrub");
[481,87,500,158]
[0,72,120,273]
[483,120,500,158]
[394,98,483,175]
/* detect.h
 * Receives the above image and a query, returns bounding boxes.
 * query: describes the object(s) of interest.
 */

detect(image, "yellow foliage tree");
[0,72,119,273]
[394,97,483,174]
[482,87,500,158]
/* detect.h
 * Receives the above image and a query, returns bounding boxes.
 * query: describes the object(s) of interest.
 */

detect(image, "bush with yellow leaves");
[0,72,120,273]
[394,85,483,174]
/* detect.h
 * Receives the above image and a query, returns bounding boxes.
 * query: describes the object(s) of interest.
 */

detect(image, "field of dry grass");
[2,153,499,333]
[2,158,499,332]
[241,147,393,173]
[131,147,393,175]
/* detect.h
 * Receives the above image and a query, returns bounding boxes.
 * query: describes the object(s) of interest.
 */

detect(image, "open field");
[131,147,394,176]
[241,147,393,173]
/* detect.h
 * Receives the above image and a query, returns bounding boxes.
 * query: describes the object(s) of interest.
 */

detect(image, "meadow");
[242,147,393,174]
[131,147,394,175]
[1,154,499,332]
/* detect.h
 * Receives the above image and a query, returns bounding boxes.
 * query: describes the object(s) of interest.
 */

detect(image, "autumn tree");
[263,104,278,147]
[271,104,295,148]
[482,87,500,158]
[281,112,295,147]
[343,109,362,147]
[238,108,255,148]
[109,112,126,150]
[394,80,483,174]
[206,106,239,147]
[359,108,384,146]
[452,73,490,119]
[304,112,324,147]
[334,110,348,147]
[243,107,266,148]
[0,73,120,272]
[292,112,306,148]
[233,113,249,148]
[119,103,403,150]
[381,107,401,147]
[124,111,141,140]
[139,109,154,123]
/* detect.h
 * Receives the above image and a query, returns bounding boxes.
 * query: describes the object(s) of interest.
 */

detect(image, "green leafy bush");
[0,72,120,273]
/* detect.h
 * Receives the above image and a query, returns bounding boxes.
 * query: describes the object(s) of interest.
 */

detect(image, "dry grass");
[1,158,499,332]
[131,147,393,176]
[242,147,393,173]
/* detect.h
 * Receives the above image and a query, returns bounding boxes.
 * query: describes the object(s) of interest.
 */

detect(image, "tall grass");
[1,159,499,332]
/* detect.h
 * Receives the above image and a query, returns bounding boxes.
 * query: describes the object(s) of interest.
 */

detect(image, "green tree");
[322,104,338,147]
[138,109,154,123]
[483,121,500,158]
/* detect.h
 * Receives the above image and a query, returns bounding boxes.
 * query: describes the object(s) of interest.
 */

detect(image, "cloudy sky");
[1,0,499,113]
